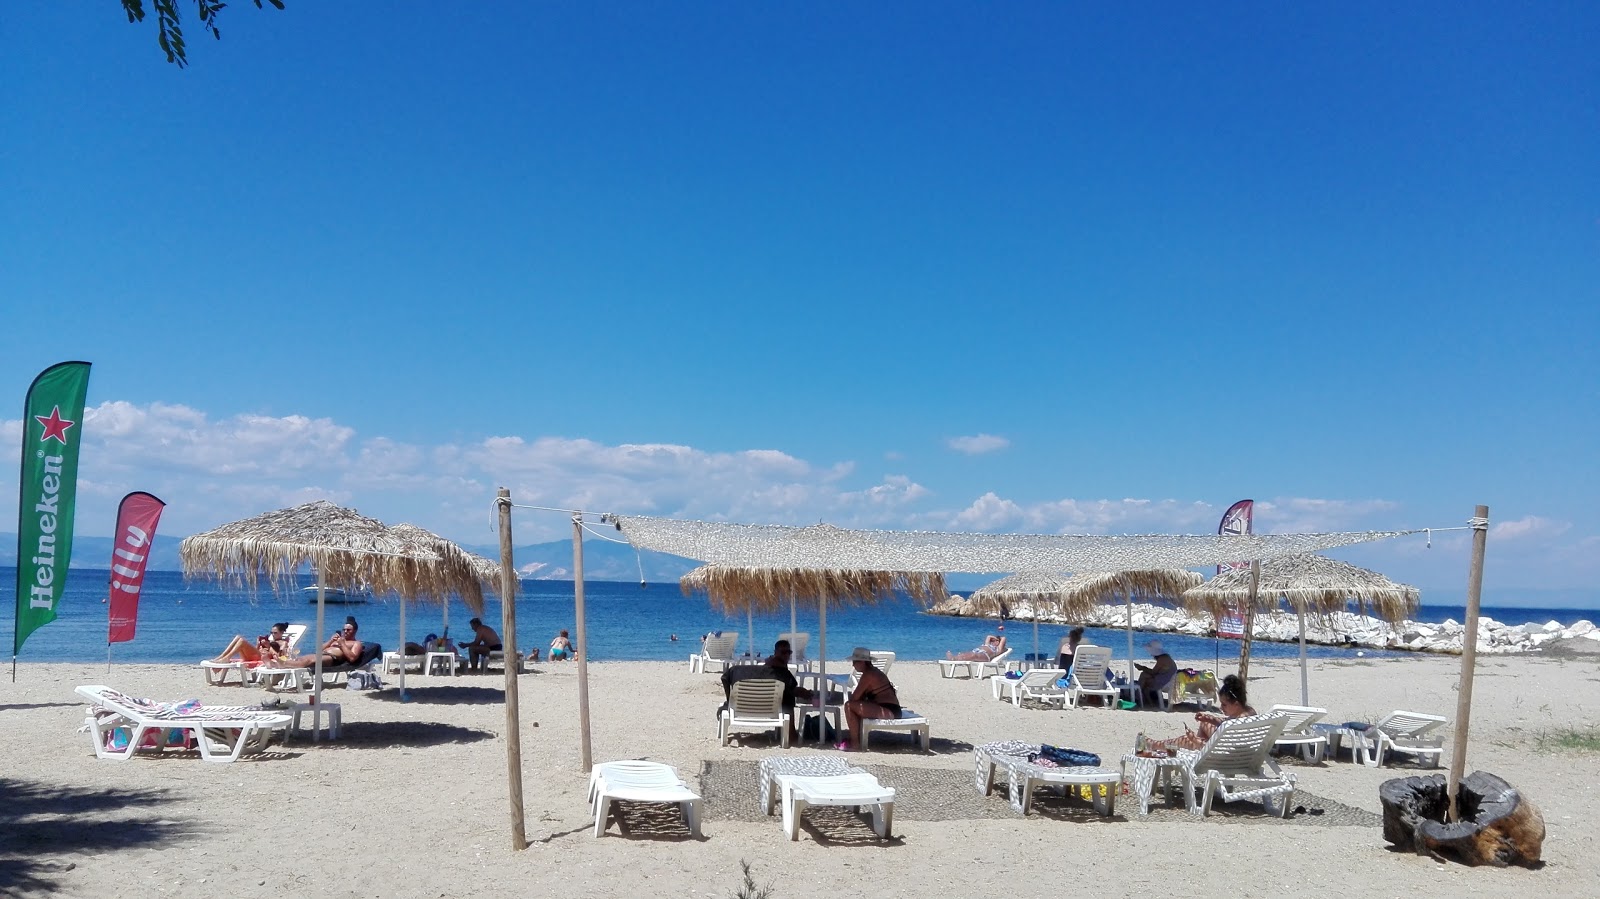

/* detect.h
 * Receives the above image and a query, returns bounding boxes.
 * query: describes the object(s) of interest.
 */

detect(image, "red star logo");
[35,406,76,444]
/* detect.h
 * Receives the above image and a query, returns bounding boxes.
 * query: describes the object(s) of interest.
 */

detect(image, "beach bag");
[1031,744,1101,768]
[801,717,840,742]
[347,669,383,691]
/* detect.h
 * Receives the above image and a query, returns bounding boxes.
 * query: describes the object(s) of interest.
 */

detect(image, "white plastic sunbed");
[77,685,290,763]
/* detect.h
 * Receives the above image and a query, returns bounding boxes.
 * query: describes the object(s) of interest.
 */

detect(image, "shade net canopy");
[967,569,1204,620]
[608,515,1425,575]
[1182,553,1420,624]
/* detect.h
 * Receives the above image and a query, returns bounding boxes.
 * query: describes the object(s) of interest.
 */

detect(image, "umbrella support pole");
[1447,505,1489,822]
[573,516,593,771]
[1298,609,1308,706]
[497,489,527,850]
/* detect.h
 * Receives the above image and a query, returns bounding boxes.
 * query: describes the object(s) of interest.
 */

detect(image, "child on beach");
[549,629,574,660]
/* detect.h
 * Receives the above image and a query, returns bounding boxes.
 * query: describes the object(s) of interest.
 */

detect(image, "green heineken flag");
[14,361,92,658]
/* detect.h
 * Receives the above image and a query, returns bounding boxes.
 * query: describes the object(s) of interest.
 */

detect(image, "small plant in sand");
[1532,724,1600,753]
[732,859,774,899]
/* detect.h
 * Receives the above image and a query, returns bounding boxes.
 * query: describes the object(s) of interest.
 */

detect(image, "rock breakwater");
[927,595,1600,655]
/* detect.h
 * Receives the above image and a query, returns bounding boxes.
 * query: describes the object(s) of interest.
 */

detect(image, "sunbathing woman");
[1144,674,1255,752]
[211,621,292,665]
[946,634,1007,662]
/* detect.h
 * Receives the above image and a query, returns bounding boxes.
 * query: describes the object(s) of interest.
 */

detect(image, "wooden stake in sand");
[1447,504,1489,823]
[572,514,593,771]
[496,488,527,849]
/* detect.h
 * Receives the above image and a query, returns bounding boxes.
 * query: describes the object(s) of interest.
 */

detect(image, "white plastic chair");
[719,679,790,748]
[776,632,812,671]
[1066,645,1118,709]
[868,650,896,673]
[1266,704,1330,761]
[691,633,739,673]
[1182,713,1296,817]
[1358,710,1448,768]
[990,668,1067,707]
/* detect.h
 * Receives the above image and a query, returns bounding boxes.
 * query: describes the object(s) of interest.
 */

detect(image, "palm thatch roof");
[391,522,516,615]
[179,500,485,604]
[967,569,1205,620]
[679,564,947,614]
[1180,553,1419,624]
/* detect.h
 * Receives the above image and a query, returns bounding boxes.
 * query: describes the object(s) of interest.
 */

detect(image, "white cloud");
[1491,516,1570,542]
[6,399,1597,590]
[946,434,1010,455]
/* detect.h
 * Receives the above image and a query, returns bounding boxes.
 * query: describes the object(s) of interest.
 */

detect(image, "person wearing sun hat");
[838,647,900,751]
[1135,639,1177,706]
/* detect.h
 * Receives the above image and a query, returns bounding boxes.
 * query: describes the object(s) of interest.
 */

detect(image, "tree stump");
[1379,772,1545,867]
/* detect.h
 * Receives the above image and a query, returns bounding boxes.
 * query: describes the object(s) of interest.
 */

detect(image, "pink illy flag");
[107,492,166,645]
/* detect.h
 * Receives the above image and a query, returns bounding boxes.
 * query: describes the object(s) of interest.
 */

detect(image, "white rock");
[1542,620,1564,633]
[1566,620,1595,636]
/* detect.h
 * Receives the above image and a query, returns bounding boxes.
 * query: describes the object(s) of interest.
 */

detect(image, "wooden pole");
[572,515,593,771]
[496,488,527,850]
[1297,607,1309,706]
[1237,560,1260,683]
[1447,504,1489,823]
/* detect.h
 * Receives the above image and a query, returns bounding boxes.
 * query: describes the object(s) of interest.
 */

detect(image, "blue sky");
[2,4,1596,602]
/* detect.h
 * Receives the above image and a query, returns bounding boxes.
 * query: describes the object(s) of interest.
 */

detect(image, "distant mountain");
[0,532,700,585]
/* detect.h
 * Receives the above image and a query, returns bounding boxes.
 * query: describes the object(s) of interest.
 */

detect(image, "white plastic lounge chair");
[77,685,290,763]
[860,709,930,751]
[590,760,702,838]
[778,771,895,841]
[719,679,791,748]
[974,741,1121,817]
[972,646,1015,678]
[776,632,811,671]
[990,668,1067,708]
[588,760,686,810]
[1181,712,1296,817]
[1066,645,1118,709]
[1356,710,1448,768]
[199,624,307,686]
[868,650,896,673]
[938,658,975,679]
[758,756,863,815]
[691,633,739,673]
[1266,704,1331,761]
[382,649,426,676]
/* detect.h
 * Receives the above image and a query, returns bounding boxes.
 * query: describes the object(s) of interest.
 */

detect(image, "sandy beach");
[3,651,1597,899]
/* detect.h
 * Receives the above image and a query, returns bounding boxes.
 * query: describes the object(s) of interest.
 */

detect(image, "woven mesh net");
[607,515,1423,574]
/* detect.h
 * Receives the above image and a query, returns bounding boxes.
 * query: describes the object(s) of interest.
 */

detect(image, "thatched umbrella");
[680,564,946,742]
[1182,553,1420,703]
[969,569,1204,680]
[180,500,485,718]
[389,523,509,700]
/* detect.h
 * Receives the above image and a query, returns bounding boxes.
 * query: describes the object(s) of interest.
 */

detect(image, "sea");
[3,567,1597,667]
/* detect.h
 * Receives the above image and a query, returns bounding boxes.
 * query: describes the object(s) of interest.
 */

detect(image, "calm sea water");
[3,567,1595,666]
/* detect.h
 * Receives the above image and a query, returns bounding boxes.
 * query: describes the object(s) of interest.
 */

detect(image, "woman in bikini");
[839,647,902,751]
[210,622,292,666]
[945,633,1006,662]
[1145,674,1255,752]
